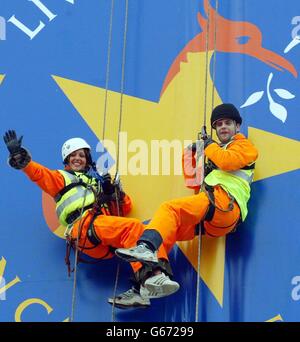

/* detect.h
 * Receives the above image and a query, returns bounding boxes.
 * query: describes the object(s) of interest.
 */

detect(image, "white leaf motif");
[269,102,287,123]
[240,91,264,108]
[274,88,295,100]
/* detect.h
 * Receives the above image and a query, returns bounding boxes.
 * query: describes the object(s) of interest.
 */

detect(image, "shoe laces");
[117,287,138,299]
[135,243,151,253]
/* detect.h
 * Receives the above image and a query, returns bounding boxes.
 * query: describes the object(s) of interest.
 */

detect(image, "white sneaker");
[108,287,151,309]
[140,273,180,299]
[115,244,159,264]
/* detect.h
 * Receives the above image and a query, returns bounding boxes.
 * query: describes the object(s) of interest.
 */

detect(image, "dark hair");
[64,148,93,168]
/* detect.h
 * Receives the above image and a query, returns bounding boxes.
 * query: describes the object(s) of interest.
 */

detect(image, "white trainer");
[108,287,151,309]
[140,272,180,299]
[115,244,159,264]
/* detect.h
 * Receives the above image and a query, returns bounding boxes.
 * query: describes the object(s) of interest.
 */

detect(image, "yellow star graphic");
[0,75,5,84]
[52,52,300,307]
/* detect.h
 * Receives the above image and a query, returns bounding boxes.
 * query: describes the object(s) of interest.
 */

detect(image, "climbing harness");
[67,175,116,321]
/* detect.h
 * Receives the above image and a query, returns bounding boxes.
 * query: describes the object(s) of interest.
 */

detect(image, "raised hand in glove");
[3,130,23,155]
[101,172,115,195]
[3,130,31,169]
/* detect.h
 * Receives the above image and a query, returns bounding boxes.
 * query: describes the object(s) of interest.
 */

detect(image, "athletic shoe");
[108,287,151,309]
[115,244,158,264]
[140,272,180,299]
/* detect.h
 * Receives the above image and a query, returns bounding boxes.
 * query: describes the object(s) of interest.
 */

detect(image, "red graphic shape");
[42,191,60,233]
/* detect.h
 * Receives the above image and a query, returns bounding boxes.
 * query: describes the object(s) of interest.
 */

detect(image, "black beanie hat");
[211,103,242,128]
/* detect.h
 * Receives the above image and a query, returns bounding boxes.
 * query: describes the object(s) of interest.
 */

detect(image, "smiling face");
[68,148,87,172]
[215,118,240,144]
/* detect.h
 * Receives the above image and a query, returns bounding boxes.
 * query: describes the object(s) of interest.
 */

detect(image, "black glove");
[198,126,215,149]
[204,159,217,176]
[4,130,31,169]
[200,126,208,141]
[112,173,125,200]
[203,135,215,149]
[3,130,23,155]
[101,173,114,195]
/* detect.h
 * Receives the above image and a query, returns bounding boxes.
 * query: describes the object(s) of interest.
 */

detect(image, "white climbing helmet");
[61,137,91,162]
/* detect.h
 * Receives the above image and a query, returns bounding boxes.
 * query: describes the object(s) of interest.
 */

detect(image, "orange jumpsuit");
[144,133,258,254]
[23,161,168,273]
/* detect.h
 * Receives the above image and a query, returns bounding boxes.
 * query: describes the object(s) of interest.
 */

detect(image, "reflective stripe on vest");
[228,169,254,184]
[56,170,98,226]
[221,140,254,185]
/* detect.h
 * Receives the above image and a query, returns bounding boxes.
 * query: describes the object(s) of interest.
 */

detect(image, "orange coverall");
[143,133,258,254]
[23,161,168,273]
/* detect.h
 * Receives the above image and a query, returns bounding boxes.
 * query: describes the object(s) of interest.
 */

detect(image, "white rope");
[70,184,91,322]
[195,225,203,322]
[195,0,219,323]
[103,0,115,141]
[202,1,211,128]
[111,0,129,323]
[116,0,129,173]
[211,0,219,116]
[195,0,211,323]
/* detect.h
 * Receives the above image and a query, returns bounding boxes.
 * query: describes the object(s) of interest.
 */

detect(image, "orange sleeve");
[121,194,132,216]
[107,193,132,216]
[204,134,258,171]
[22,161,65,197]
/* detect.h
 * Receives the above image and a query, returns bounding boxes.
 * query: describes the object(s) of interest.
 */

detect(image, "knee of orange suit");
[204,203,240,237]
[156,200,174,213]
[204,221,237,237]
[128,217,145,229]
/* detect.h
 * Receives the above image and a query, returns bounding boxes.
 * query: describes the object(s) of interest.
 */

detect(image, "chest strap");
[65,204,94,225]
[55,179,88,202]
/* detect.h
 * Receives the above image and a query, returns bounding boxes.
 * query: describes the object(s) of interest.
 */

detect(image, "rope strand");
[211,0,218,118]
[203,1,211,128]
[103,0,115,141]
[195,0,218,323]
[116,0,129,173]
[70,184,92,322]
[195,226,202,322]
[112,0,129,322]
